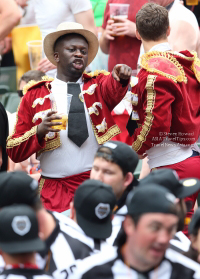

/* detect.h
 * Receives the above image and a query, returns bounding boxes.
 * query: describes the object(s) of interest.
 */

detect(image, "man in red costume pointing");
[128,3,200,236]
[7,22,131,213]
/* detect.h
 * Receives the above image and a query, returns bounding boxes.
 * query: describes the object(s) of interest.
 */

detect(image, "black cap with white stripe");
[126,184,177,216]
[97,141,139,174]
[139,169,200,199]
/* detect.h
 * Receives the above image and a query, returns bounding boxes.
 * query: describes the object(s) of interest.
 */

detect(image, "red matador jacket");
[7,70,129,162]
[130,50,200,155]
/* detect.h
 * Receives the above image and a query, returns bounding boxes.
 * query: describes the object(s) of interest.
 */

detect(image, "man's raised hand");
[112,64,132,82]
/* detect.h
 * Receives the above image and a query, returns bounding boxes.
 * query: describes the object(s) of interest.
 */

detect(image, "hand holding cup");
[37,111,62,142]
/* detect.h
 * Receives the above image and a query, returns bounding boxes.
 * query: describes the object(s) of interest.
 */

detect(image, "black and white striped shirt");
[38,211,111,278]
[70,246,200,279]
[169,231,191,253]
[0,268,53,279]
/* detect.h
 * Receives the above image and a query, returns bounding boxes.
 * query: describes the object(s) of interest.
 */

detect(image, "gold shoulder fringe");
[84,70,110,78]
[141,51,187,84]
[167,50,195,61]
[191,51,200,82]
[23,76,54,95]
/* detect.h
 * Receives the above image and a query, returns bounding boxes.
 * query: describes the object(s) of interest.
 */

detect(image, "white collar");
[52,211,87,236]
[149,42,172,52]
[54,76,83,85]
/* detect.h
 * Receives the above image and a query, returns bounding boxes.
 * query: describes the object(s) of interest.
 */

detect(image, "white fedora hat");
[44,22,99,66]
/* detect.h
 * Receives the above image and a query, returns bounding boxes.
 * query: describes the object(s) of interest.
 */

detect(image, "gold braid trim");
[39,178,45,194]
[84,70,110,78]
[191,52,200,82]
[37,133,61,156]
[141,51,187,84]
[132,75,156,152]
[166,50,195,61]
[7,126,37,148]
[92,123,121,145]
[23,76,54,95]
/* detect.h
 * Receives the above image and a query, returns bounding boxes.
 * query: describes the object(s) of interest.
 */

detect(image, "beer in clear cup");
[109,3,129,36]
[51,114,68,130]
[51,94,72,130]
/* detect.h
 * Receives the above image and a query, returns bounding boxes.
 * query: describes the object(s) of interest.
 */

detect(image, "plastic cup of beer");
[186,0,198,5]
[109,3,129,36]
[109,3,129,21]
[27,40,43,70]
[51,94,72,130]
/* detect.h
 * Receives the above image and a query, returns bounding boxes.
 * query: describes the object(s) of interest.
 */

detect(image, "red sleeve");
[132,75,179,155]
[98,73,130,111]
[102,0,110,29]
[6,92,45,163]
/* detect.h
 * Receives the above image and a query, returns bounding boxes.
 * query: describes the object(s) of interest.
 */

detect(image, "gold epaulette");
[191,51,200,82]
[83,70,110,78]
[23,76,54,95]
[140,51,187,84]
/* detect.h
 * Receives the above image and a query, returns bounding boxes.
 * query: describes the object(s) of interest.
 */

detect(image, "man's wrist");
[36,125,45,142]
[129,22,136,38]
[119,78,130,87]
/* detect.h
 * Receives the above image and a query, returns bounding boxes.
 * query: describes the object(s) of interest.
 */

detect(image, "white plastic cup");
[27,40,43,70]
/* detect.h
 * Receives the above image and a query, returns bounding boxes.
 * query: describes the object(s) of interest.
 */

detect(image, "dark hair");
[184,245,199,263]
[18,70,46,97]
[136,3,169,41]
[19,70,46,85]
[32,199,43,212]
[114,215,142,247]
[191,223,200,237]
[94,147,128,176]
[54,33,88,52]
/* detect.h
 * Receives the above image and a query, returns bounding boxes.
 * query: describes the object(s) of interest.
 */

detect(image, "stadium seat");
[5,93,20,113]
[0,66,17,92]
[0,85,10,94]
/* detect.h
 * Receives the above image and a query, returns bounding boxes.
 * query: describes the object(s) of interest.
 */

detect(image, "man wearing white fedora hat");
[7,22,132,213]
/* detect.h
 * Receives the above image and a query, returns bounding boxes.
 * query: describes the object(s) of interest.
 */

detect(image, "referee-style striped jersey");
[169,231,191,253]
[0,268,53,279]
[106,205,126,246]
[38,211,111,278]
[70,246,200,279]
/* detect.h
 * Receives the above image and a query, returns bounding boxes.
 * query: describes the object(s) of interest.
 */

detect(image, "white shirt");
[34,0,92,41]
[33,0,92,77]
[39,77,99,178]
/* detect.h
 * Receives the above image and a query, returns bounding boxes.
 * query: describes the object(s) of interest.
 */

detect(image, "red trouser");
[39,170,90,212]
[155,156,200,237]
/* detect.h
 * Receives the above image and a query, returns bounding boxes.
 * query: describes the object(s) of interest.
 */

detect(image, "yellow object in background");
[186,0,198,5]
[11,25,42,82]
